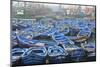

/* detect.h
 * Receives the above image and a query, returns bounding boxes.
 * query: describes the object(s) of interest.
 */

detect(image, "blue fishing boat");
[16,35,38,47]
[73,26,92,42]
[12,19,34,31]
[62,44,85,62]
[77,20,87,30]
[22,46,47,65]
[48,45,68,63]
[82,42,96,61]
[87,21,95,31]
[12,48,27,65]
[66,27,92,43]
[82,42,95,60]
[52,31,74,45]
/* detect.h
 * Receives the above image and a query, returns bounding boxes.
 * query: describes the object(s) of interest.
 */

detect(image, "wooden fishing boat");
[48,45,68,63]
[22,46,47,65]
